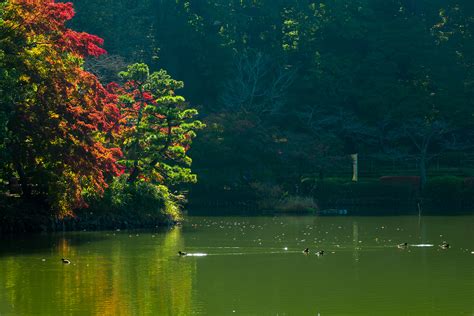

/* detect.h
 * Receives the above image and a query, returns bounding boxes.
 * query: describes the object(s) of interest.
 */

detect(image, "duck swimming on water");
[178,251,187,256]
[397,242,408,249]
[303,248,309,254]
[61,258,71,264]
[439,242,450,249]
[316,250,325,256]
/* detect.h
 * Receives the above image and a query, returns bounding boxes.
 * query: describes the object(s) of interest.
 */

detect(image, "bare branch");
[220,51,296,117]
[84,54,128,83]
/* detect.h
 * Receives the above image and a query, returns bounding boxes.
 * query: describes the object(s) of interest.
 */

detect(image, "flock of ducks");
[303,243,452,255]
[60,241,452,264]
[176,241,451,259]
[303,248,325,256]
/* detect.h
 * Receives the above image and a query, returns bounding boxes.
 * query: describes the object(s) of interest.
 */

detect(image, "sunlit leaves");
[119,63,150,84]
[1,0,122,216]
[115,63,204,187]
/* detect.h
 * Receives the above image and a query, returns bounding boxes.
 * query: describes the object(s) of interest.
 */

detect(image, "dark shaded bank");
[0,178,183,233]
[188,206,473,217]
[0,196,177,234]
[3,175,474,233]
[187,177,474,216]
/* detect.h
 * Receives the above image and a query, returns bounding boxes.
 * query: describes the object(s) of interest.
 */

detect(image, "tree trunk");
[127,164,140,183]
[15,162,31,199]
[419,155,427,192]
[127,89,145,184]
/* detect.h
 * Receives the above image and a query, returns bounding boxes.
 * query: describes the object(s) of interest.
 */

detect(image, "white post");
[351,153,358,182]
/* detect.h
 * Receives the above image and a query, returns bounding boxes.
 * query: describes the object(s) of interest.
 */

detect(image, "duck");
[303,248,309,254]
[439,242,450,249]
[61,258,71,264]
[178,251,187,256]
[397,242,408,249]
[316,250,325,256]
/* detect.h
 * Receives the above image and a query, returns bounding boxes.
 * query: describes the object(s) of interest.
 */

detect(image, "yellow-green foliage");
[85,176,183,224]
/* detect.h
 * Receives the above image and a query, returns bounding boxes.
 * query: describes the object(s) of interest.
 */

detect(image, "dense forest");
[1,0,474,231]
[69,0,474,212]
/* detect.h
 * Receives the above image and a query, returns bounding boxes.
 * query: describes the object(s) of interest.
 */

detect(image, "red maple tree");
[3,0,122,216]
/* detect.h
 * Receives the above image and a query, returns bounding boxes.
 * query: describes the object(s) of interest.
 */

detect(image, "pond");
[0,215,473,315]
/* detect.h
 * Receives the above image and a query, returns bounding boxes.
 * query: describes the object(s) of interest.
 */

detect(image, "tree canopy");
[69,1,474,183]
[0,0,202,219]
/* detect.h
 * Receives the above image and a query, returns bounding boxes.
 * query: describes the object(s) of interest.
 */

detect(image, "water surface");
[0,215,473,315]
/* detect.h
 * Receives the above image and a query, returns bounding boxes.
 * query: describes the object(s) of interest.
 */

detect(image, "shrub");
[248,181,317,213]
[275,196,318,213]
[83,176,183,227]
[250,182,285,209]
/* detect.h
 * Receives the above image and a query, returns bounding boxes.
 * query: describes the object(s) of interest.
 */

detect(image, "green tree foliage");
[114,63,205,187]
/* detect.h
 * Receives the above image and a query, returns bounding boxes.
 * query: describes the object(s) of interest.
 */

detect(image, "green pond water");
[0,215,473,315]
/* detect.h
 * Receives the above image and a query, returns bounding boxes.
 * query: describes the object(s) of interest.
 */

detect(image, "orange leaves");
[9,0,106,58]
[3,0,123,215]
[9,0,75,34]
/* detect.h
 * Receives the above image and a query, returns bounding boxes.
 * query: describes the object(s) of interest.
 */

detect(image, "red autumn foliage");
[59,30,107,57]
[15,0,106,58]
[142,92,154,101]
[6,0,122,215]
